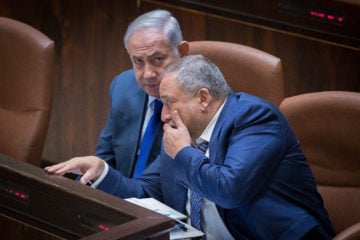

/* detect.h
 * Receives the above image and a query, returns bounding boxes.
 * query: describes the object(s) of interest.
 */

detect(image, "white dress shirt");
[186,99,234,240]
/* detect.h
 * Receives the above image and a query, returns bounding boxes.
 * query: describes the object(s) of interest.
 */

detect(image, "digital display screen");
[0,179,30,204]
[278,0,347,24]
[158,0,359,47]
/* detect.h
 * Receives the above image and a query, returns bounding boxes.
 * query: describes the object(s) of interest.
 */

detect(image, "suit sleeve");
[172,102,291,209]
[97,155,163,200]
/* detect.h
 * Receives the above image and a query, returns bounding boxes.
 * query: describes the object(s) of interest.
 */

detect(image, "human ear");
[178,41,189,57]
[198,88,211,111]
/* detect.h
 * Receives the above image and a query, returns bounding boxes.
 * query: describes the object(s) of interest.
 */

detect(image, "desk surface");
[0,154,174,240]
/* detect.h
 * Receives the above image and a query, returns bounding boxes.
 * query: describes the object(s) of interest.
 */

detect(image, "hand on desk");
[44,156,105,185]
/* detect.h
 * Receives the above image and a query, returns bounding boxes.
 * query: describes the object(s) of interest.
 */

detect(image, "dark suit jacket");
[98,92,334,239]
[95,69,163,177]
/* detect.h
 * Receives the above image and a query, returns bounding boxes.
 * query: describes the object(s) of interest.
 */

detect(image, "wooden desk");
[0,154,174,240]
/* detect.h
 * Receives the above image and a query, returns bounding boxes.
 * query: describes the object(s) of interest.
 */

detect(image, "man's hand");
[44,156,105,185]
[163,110,191,158]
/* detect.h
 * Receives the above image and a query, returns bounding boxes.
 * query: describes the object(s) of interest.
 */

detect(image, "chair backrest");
[0,17,55,166]
[188,41,284,106]
[279,91,360,237]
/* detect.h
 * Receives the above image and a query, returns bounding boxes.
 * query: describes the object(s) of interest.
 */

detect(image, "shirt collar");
[148,96,157,108]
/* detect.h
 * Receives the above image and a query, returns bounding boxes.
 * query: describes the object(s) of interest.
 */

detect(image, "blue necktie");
[190,141,208,231]
[133,99,163,178]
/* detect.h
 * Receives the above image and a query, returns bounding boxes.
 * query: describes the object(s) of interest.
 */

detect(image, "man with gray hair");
[65,9,189,178]
[46,55,334,239]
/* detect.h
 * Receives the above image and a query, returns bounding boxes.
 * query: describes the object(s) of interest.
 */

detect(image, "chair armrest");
[333,222,360,240]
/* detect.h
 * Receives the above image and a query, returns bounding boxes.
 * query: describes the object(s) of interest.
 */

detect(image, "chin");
[147,88,160,98]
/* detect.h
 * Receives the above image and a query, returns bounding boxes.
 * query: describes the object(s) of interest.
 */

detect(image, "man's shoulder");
[227,92,277,110]
[218,92,280,126]
[110,69,142,92]
[112,69,136,84]
[108,69,146,103]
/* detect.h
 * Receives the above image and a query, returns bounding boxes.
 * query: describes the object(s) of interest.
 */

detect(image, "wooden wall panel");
[0,0,138,163]
[41,1,138,164]
[0,0,359,165]
[140,0,360,97]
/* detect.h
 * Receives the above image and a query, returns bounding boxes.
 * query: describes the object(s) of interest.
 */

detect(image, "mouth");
[146,83,159,88]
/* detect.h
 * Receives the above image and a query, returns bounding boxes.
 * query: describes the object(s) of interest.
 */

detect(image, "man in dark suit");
[46,55,334,239]
[69,9,189,177]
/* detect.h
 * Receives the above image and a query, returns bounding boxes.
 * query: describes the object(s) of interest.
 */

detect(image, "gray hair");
[162,55,232,99]
[124,9,183,54]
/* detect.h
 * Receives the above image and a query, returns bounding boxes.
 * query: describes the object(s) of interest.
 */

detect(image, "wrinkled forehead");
[129,27,163,40]
[127,34,173,57]
[128,29,169,49]
[160,73,179,96]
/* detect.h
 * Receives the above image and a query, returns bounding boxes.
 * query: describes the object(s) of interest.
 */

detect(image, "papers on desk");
[125,197,204,239]
[170,220,205,240]
[125,197,186,219]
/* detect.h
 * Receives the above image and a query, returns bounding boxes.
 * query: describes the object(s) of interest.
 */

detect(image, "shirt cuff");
[91,161,109,188]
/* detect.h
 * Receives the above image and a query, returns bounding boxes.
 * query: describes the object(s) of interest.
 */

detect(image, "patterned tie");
[133,99,163,178]
[190,141,209,231]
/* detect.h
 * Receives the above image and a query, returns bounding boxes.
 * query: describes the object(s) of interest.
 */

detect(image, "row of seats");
[0,17,55,166]
[0,16,359,239]
[279,91,360,240]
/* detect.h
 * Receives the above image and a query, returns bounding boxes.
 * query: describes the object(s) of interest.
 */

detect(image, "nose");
[161,105,171,123]
[143,63,156,79]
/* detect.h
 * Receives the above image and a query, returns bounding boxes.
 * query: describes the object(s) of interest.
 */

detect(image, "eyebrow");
[132,51,165,59]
